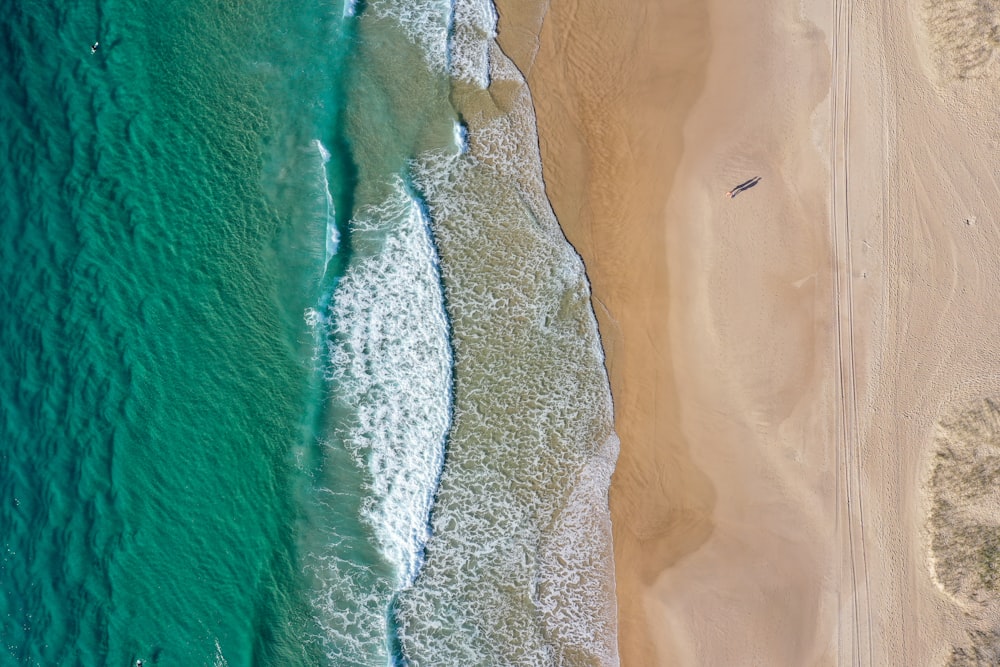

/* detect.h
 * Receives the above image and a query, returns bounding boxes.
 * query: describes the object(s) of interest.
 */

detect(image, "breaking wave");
[305,178,452,664]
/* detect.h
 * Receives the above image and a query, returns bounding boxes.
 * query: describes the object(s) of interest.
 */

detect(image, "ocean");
[0,0,618,664]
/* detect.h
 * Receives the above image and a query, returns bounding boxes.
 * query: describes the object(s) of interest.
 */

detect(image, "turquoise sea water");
[0,0,618,665]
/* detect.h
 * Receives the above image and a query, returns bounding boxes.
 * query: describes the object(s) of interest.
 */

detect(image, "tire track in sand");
[829,0,875,664]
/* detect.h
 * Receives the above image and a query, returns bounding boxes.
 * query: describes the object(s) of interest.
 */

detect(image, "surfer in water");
[91,41,99,54]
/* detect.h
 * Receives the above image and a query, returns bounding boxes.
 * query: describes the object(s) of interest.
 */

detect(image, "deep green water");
[0,0,351,663]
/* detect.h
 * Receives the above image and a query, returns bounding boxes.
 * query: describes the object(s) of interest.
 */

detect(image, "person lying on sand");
[725,176,762,198]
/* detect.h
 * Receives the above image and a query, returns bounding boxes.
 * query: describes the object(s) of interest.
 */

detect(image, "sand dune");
[921,0,1000,81]
[495,0,1000,662]
[929,399,1000,606]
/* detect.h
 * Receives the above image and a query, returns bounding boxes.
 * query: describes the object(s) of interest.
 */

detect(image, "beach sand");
[494,0,717,662]
[495,0,1000,663]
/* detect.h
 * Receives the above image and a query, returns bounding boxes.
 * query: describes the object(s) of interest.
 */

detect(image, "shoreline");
[492,0,717,661]
[493,0,840,662]
[496,0,1000,661]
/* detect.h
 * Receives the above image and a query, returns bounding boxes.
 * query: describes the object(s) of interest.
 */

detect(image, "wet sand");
[495,0,715,662]
[494,0,838,662]
[496,0,1000,661]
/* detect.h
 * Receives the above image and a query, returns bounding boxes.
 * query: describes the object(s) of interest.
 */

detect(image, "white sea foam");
[212,638,229,667]
[537,433,620,664]
[369,0,453,73]
[326,177,452,588]
[306,542,396,663]
[453,120,468,154]
[449,0,496,86]
[391,0,620,662]
[311,139,339,269]
[303,306,323,332]
[315,139,332,163]
[306,180,451,662]
[306,0,618,661]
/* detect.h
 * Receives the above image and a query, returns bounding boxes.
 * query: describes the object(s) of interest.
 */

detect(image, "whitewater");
[299,0,621,663]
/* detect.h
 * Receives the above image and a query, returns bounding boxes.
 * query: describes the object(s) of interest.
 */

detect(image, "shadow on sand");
[726,176,762,198]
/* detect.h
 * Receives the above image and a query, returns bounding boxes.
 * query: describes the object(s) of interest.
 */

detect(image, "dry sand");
[494,0,1000,663]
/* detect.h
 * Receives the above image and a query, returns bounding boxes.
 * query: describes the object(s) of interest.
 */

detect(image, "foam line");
[311,140,339,271]
[307,177,453,664]
[368,0,454,72]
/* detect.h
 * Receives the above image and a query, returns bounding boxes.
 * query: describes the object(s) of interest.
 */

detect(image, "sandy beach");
[496,0,1000,662]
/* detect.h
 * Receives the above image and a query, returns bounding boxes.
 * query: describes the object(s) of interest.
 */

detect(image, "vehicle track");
[829,0,875,664]
[874,4,905,659]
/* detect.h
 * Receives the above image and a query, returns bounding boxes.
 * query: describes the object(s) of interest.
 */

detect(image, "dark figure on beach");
[725,176,762,198]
